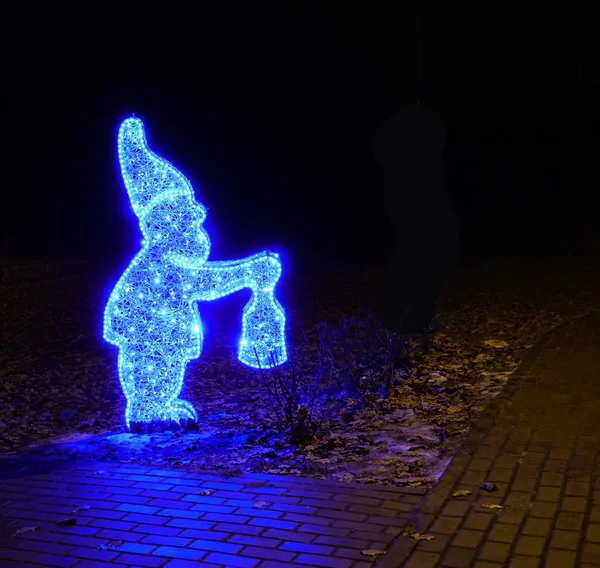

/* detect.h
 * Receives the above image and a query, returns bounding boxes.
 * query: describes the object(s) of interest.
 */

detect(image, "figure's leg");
[117,345,198,429]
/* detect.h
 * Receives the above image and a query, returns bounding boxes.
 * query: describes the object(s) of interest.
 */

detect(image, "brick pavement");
[0,456,427,567]
[1,311,599,567]
[377,311,600,568]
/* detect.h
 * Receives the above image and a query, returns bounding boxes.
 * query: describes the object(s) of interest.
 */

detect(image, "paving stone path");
[378,311,600,567]
[0,457,426,567]
[2,311,599,567]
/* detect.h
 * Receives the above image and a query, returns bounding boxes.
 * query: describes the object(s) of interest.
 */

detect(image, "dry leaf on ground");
[452,489,472,497]
[97,540,123,550]
[483,339,510,348]
[12,526,39,535]
[361,549,386,557]
[410,533,436,541]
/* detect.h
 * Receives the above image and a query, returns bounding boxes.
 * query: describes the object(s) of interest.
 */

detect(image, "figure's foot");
[126,398,198,430]
[169,399,199,423]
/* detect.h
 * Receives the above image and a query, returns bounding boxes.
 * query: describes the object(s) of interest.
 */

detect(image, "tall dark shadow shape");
[373,103,460,334]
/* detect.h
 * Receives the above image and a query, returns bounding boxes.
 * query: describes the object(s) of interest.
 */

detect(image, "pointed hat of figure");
[118,117,195,219]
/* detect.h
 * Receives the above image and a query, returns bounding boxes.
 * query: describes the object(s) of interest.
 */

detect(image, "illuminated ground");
[1,254,599,490]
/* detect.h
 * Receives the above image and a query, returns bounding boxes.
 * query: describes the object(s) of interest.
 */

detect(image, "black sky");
[1,4,597,266]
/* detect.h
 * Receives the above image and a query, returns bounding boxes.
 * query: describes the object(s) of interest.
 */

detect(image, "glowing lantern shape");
[103,117,287,429]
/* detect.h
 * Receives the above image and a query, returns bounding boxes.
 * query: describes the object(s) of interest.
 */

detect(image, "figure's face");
[142,195,211,263]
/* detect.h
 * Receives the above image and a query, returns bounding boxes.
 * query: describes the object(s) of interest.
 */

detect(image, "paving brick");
[565,481,590,496]
[0,547,77,567]
[249,518,298,531]
[242,545,296,561]
[441,546,476,567]
[140,535,193,547]
[582,542,600,563]
[88,518,137,531]
[313,535,368,549]
[586,524,600,543]
[187,503,237,514]
[489,521,519,543]
[69,546,119,561]
[105,493,150,505]
[0,538,73,556]
[429,515,461,535]
[514,535,545,556]
[148,499,193,510]
[279,541,334,555]
[116,552,169,566]
[151,545,205,560]
[333,494,381,507]
[442,499,472,517]
[134,524,184,536]
[487,468,513,482]
[180,529,231,540]
[351,530,395,542]
[535,486,560,502]
[545,549,576,568]
[114,541,157,554]
[124,512,169,525]
[527,501,557,519]
[404,551,440,567]
[561,496,587,513]
[461,470,488,485]
[204,552,260,567]
[203,512,251,524]
[263,528,315,543]
[452,529,484,548]
[477,541,511,563]
[463,512,494,531]
[539,473,564,487]
[282,513,331,526]
[140,490,187,501]
[189,539,242,553]
[228,535,282,548]
[413,532,449,553]
[237,507,284,519]
[293,553,352,567]
[549,529,580,550]
[297,523,348,537]
[269,503,317,515]
[214,522,263,535]
[133,482,175,492]
[166,518,215,530]
[96,528,145,542]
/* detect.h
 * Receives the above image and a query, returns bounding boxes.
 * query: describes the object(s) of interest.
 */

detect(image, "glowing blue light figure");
[104,117,287,429]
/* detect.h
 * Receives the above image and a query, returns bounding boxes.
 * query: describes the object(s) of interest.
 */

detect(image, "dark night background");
[1,4,597,276]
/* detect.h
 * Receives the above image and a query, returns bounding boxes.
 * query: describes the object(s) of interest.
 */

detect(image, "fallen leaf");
[361,549,386,557]
[97,540,123,550]
[13,526,40,536]
[452,489,472,497]
[480,483,499,492]
[71,505,90,514]
[483,339,509,348]
[56,518,77,526]
[410,533,435,541]
[253,501,269,509]
[482,503,504,510]
[400,522,413,536]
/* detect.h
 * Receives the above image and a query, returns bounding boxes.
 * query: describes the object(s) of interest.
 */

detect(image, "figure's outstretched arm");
[185,251,287,368]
